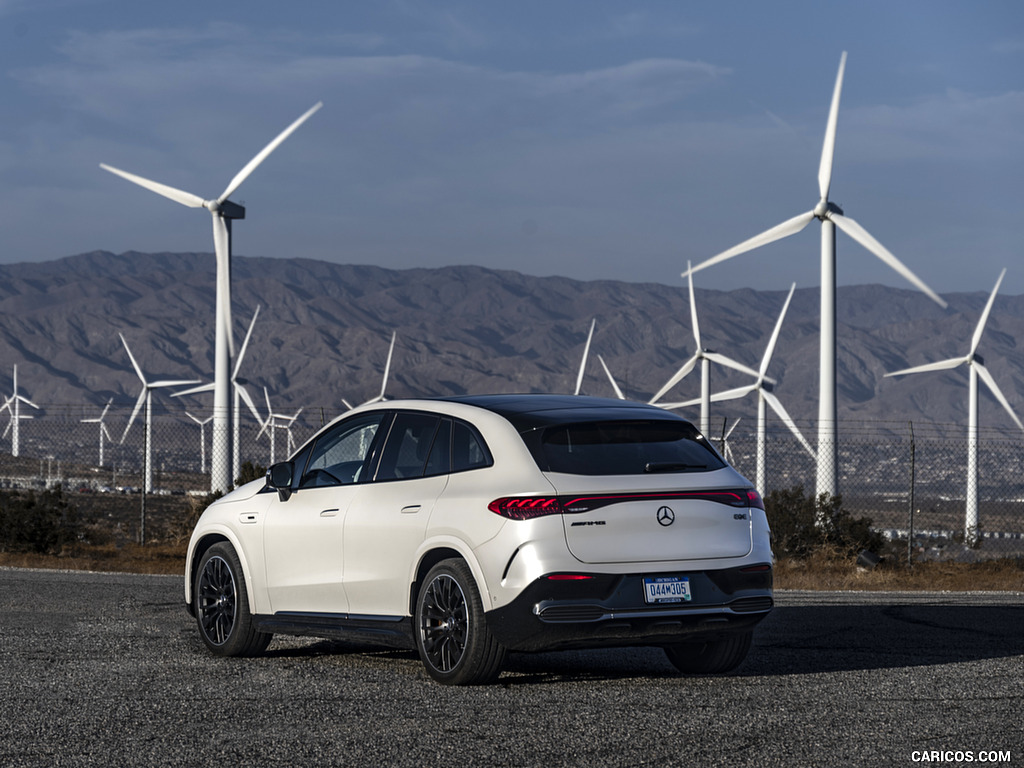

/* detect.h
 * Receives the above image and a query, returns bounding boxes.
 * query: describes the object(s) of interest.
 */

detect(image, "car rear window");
[533,420,725,475]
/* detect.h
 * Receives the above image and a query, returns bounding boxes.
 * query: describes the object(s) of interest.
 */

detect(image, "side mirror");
[267,462,294,502]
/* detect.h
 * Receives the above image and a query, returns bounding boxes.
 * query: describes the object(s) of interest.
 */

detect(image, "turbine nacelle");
[206,199,246,219]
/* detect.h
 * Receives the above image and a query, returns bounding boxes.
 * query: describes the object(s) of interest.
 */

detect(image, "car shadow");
[253,602,1023,684]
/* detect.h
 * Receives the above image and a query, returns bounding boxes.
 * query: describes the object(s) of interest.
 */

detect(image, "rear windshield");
[532,420,726,475]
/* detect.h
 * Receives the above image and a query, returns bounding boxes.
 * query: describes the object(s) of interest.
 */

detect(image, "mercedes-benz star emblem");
[656,506,675,526]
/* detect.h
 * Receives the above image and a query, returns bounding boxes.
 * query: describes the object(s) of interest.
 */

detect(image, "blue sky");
[1,1,1022,295]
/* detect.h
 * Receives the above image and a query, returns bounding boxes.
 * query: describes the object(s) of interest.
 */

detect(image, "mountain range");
[1,251,1023,437]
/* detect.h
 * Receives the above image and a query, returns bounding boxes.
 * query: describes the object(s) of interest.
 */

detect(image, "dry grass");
[774,551,1024,592]
[2,543,1022,591]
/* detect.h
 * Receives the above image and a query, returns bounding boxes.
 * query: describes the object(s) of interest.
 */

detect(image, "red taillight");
[488,496,566,520]
[740,564,772,573]
[745,489,765,510]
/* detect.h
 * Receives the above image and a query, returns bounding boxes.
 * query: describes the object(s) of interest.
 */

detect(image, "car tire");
[194,542,272,657]
[414,558,506,685]
[663,631,752,675]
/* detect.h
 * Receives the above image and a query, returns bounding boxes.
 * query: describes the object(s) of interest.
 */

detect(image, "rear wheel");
[415,559,506,685]
[194,542,272,657]
[663,632,752,675]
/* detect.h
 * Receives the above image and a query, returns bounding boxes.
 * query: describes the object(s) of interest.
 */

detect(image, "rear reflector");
[544,574,595,581]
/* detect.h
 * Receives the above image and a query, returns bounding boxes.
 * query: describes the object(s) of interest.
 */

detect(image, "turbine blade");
[758,283,796,379]
[818,51,847,203]
[575,319,596,396]
[710,383,760,403]
[885,357,964,377]
[100,399,112,419]
[762,389,816,460]
[379,332,396,400]
[120,333,147,384]
[687,261,702,350]
[171,382,214,397]
[218,101,324,203]
[684,211,815,279]
[975,362,1024,432]
[101,424,113,442]
[827,211,947,308]
[17,395,40,410]
[648,354,699,404]
[121,388,147,443]
[150,379,201,389]
[237,383,263,423]
[212,214,236,358]
[597,355,625,400]
[970,269,1006,358]
[100,164,205,208]
[702,352,765,382]
[725,418,741,439]
[233,305,261,380]
[342,398,354,411]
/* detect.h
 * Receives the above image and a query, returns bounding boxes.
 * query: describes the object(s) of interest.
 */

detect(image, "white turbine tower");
[650,262,763,435]
[671,285,814,496]
[101,101,322,495]
[886,269,1023,543]
[574,319,596,396]
[1,365,39,457]
[186,411,213,474]
[80,398,113,467]
[119,334,199,493]
[683,52,946,498]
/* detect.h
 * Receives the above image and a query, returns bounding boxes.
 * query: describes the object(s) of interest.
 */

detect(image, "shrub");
[764,484,886,560]
[0,487,83,555]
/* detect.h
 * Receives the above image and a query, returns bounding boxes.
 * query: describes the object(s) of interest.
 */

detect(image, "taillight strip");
[489,488,762,519]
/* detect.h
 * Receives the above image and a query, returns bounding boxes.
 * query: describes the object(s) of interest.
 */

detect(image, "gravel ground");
[0,567,1021,767]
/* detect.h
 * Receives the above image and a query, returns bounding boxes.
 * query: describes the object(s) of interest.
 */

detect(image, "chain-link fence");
[3,404,1023,559]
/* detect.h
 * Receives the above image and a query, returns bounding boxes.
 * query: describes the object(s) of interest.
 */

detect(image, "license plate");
[644,576,691,604]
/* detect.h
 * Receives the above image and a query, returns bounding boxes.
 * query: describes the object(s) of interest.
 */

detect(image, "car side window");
[300,413,387,488]
[452,419,492,473]
[375,412,442,481]
[424,418,452,477]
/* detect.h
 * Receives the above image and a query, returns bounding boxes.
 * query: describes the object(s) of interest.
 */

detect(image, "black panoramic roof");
[437,394,688,432]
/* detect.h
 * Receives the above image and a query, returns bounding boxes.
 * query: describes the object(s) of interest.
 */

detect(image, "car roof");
[434,394,688,432]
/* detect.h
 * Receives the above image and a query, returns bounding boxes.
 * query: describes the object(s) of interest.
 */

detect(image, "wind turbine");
[718,418,741,465]
[100,101,322,495]
[574,319,596,395]
[682,52,946,498]
[80,398,113,467]
[0,365,40,457]
[119,334,199,493]
[669,284,814,496]
[174,305,265,482]
[886,269,1022,544]
[186,411,213,474]
[650,262,763,435]
[259,387,303,465]
[361,332,396,406]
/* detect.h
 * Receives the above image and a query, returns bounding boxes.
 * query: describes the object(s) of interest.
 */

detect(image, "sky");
[1,0,1022,296]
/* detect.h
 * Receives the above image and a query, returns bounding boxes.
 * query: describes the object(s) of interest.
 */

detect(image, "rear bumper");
[485,564,772,652]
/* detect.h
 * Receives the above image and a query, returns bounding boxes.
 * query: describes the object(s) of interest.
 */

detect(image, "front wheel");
[194,542,272,657]
[663,632,752,675]
[414,559,506,685]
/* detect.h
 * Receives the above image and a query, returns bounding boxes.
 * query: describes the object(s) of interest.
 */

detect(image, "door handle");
[401,505,422,514]
[320,508,339,518]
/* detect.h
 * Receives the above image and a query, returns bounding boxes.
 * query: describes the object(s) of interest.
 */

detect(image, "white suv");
[185,395,773,684]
